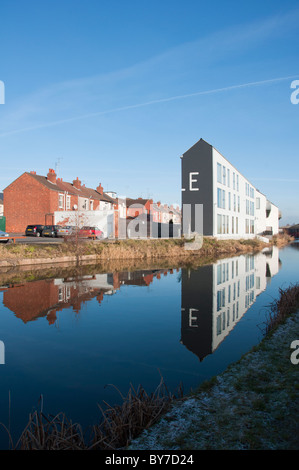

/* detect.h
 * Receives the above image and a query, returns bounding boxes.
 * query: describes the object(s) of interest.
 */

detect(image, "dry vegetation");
[0,233,292,266]
[2,377,182,450]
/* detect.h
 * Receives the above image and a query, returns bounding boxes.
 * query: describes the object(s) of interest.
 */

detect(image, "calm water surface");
[0,243,298,447]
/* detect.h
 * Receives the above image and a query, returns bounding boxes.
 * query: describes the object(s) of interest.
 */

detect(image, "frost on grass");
[129,312,299,450]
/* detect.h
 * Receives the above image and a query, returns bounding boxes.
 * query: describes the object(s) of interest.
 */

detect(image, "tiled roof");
[26,173,115,204]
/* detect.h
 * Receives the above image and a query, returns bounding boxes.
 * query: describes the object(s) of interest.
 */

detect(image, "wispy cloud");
[1,7,298,138]
[0,74,298,138]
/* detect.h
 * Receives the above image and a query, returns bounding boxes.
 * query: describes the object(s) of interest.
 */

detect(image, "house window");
[90,200,94,210]
[66,196,71,210]
[58,194,64,209]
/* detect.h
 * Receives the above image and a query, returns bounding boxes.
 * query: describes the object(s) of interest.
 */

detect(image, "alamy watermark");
[290,340,299,365]
[0,341,4,365]
[290,80,299,104]
[0,80,5,104]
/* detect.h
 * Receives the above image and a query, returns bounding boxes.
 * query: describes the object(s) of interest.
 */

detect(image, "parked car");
[25,225,44,237]
[79,226,104,239]
[42,225,62,237]
[0,230,10,243]
[56,226,78,237]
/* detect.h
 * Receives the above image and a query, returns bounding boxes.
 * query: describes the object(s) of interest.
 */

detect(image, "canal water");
[0,243,298,447]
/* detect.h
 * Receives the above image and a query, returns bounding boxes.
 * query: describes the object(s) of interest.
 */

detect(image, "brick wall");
[4,173,55,232]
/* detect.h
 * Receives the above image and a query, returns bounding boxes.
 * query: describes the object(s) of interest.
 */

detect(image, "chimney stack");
[73,177,81,189]
[96,183,103,195]
[47,168,57,184]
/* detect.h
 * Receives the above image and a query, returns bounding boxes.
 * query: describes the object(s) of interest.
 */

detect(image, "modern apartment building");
[181,138,280,238]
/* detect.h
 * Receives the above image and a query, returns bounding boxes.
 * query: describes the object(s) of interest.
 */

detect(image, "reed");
[1,376,182,450]
[264,283,299,335]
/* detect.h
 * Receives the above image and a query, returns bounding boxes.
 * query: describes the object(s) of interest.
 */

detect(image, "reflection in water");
[1,247,280,364]
[0,245,288,447]
[0,269,177,325]
[180,246,281,361]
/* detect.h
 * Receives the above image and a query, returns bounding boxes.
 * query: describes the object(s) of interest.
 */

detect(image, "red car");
[79,226,104,240]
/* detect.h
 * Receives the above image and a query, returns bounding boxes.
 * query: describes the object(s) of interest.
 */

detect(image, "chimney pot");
[96,183,103,195]
[47,168,57,184]
[73,177,81,189]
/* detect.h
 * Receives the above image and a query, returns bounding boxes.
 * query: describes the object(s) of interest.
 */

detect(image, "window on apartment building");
[217,163,222,184]
[233,172,235,190]
[245,219,249,234]
[256,197,260,209]
[223,166,226,185]
[228,192,231,210]
[236,217,238,234]
[246,200,249,215]
[217,188,225,209]
[250,219,254,234]
[217,214,222,234]
[58,194,64,209]
[66,196,71,210]
[227,169,230,187]
[236,174,239,191]
[238,196,240,212]
[233,194,236,212]
[232,216,234,234]
[222,215,226,234]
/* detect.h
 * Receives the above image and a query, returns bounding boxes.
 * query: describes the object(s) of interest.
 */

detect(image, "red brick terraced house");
[4,168,117,233]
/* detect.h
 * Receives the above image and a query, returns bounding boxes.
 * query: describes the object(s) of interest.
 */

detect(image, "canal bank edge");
[0,235,292,268]
[128,309,299,450]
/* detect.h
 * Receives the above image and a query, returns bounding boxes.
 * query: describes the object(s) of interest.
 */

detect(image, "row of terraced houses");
[3,168,181,238]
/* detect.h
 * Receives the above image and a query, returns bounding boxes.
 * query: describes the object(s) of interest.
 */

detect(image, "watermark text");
[290,80,299,104]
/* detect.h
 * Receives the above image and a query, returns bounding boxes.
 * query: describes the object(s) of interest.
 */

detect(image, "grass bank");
[0,233,292,267]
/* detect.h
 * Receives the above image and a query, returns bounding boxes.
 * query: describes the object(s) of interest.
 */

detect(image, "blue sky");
[0,0,298,224]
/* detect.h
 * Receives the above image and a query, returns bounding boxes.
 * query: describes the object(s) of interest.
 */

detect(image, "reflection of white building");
[181,139,280,238]
[213,246,280,351]
[181,246,280,361]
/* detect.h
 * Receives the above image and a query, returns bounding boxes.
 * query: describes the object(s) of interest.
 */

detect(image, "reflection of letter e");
[189,172,199,191]
[0,341,4,365]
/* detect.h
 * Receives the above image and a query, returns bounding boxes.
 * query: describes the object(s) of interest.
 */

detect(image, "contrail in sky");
[0,74,298,138]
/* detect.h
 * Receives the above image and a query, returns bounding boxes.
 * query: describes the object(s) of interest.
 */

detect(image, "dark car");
[42,225,62,237]
[25,225,44,237]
